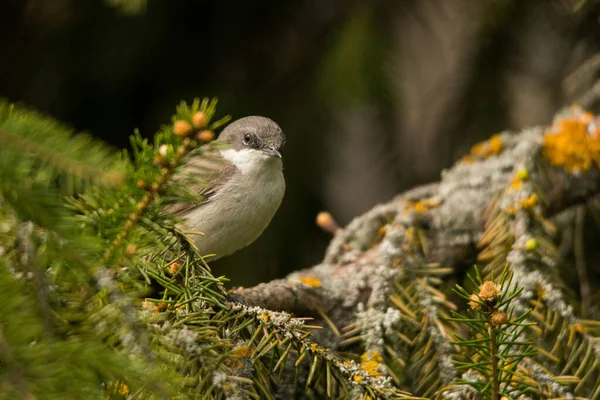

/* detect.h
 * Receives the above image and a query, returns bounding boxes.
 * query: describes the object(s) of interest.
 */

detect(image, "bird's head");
[218,116,285,160]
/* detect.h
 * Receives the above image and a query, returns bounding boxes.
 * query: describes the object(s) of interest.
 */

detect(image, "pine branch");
[231,106,600,398]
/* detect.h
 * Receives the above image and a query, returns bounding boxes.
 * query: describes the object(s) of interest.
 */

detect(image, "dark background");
[1,0,600,286]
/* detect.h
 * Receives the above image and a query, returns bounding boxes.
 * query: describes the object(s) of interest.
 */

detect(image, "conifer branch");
[232,106,600,397]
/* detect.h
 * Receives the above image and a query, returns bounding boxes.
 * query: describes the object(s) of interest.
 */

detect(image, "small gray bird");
[168,116,285,260]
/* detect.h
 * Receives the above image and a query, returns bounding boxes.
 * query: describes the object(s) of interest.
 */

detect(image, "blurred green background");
[1,0,599,287]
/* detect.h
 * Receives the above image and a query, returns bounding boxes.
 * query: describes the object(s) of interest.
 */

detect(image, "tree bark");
[230,122,600,334]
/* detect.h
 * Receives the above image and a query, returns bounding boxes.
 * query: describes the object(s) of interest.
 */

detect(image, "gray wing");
[165,149,237,216]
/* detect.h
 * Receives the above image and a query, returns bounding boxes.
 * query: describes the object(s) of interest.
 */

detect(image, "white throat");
[220,148,280,174]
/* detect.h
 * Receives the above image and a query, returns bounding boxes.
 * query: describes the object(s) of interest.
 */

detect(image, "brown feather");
[166,149,238,216]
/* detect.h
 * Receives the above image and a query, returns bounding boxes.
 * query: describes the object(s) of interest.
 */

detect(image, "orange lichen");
[118,383,129,396]
[519,194,537,209]
[360,352,383,376]
[310,343,318,353]
[402,198,440,214]
[574,323,584,333]
[297,277,321,287]
[154,302,167,314]
[536,283,547,299]
[261,313,270,323]
[234,346,250,358]
[461,134,504,164]
[510,176,523,190]
[111,380,129,396]
[225,358,243,370]
[543,107,600,173]
[225,346,252,370]
[504,171,539,214]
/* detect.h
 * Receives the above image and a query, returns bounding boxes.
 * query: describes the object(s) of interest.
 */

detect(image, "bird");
[167,116,285,260]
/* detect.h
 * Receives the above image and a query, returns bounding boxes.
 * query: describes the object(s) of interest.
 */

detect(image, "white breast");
[182,148,285,260]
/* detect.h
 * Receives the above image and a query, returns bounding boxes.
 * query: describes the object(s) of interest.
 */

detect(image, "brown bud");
[125,244,137,256]
[316,211,339,235]
[192,111,207,128]
[468,293,481,310]
[197,130,215,143]
[137,179,148,189]
[169,262,181,275]
[479,281,501,300]
[159,144,169,156]
[153,154,166,166]
[173,120,192,136]
[491,311,508,326]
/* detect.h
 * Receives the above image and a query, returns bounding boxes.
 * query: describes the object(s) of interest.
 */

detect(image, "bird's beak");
[263,147,282,159]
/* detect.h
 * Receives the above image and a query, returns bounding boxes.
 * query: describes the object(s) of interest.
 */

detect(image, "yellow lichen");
[488,135,504,155]
[461,134,504,164]
[310,343,318,353]
[225,346,252,370]
[225,358,243,370]
[536,283,547,299]
[119,384,129,396]
[525,238,537,250]
[360,351,383,376]
[154,302,167,314]
[413,202,427,213]
[516,168,529,180]
[353,375,363,383]
[543,107,600,173]
[519,193,537,209]
[297,276,321,287]
[261,313,270,323]
[402,198,440,214]
[511,179,522,191]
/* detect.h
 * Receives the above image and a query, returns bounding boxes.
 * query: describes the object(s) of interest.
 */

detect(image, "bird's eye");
[243,133,252,145]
